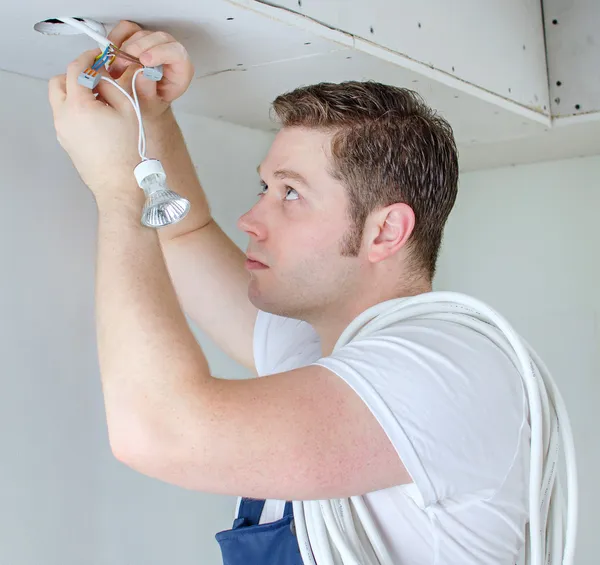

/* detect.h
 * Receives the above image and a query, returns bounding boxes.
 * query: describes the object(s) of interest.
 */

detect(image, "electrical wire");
[293,291,577,565]
[56,17,111,49]
[92,46,111,71]
[99,69,147,161]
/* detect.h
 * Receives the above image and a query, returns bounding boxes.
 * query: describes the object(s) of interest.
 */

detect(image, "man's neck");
[312,281,433,357]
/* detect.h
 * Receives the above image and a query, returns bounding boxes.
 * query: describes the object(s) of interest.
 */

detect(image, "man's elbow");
[107,415,199,487]
[107,415,167,476]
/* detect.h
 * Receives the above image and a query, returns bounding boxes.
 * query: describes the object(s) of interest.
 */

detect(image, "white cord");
[99,69,147,161]
[294,291,577,565]
[57,17,111,49]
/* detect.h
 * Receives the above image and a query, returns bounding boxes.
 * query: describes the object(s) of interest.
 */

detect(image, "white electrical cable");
[293,291,577,565]
[131,70,147,159]
[99,69,147,161]
[57,17,111,49]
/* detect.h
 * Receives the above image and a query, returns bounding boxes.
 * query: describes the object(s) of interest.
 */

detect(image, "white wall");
[0,69,272,565]
[435,155,600,565]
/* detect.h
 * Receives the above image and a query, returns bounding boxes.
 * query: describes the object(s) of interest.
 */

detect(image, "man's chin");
[247,285,267,310]
[248,289,285,317]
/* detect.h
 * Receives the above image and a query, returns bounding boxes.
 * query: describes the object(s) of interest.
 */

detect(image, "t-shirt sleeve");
[253,309,322,376]
[313,318,528,507]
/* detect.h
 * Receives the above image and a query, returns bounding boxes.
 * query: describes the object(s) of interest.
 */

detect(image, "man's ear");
[365,203,415,263]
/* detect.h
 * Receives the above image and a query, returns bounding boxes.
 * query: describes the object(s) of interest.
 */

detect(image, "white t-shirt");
[245,300,530,565]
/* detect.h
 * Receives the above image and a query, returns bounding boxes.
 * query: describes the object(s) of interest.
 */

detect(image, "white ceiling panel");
[180,47,548,144]
[0,0,598,171]
[543,0,600,118]
[249,0,550,113]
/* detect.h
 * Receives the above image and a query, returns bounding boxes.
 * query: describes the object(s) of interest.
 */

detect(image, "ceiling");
[1,0,599,171]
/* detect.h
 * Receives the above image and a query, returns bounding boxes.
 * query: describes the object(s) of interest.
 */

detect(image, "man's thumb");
[118,64,157,100]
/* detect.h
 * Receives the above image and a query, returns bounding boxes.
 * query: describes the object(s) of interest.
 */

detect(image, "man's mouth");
[245,254,269,270]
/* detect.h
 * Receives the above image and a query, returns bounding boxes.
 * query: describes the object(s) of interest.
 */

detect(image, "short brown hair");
[271,81,459,280]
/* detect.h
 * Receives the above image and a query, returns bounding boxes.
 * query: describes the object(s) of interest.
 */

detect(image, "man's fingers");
[140,42,194,102]
[48,74,67,112]
[66,49,102,101]
[108,29,153,77]
[107,20,143,48]
[97,63,157,108]
[95,72,130,110]
[137,39,190,68]
[107,31,186,87]
[121,29,157,53]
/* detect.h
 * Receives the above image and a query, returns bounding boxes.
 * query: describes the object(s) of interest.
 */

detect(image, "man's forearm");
[95,194,213,457]
[143,108,212,241]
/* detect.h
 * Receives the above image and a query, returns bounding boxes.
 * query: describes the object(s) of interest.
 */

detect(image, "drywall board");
[543,0,600,118]
[176,46,549,146]
[243,0,551,114]
[2,4,345,90]
[0,1,549,146]
[457,115,600,171]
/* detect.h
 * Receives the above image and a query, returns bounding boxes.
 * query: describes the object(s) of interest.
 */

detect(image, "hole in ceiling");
[226,17,234,20]
[34,17,107,37]
[47,17,83,24]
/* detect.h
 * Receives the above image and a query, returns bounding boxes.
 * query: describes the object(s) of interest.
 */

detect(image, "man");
[49,20,529,565]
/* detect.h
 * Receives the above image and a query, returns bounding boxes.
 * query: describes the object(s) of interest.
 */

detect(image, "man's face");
[237,127,363,321]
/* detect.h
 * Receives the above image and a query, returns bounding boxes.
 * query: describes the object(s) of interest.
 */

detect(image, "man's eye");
[257,183,299,200]
[285,187,299,200]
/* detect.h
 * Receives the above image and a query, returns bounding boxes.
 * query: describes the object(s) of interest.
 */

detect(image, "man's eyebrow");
[257,166,312,189]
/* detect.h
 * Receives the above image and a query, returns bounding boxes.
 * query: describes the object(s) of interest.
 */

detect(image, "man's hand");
[48,49,142,199]
[48,21,194,201]
[106,21,195,110]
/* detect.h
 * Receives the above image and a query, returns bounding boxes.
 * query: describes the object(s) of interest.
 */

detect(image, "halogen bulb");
[134,159,190,228]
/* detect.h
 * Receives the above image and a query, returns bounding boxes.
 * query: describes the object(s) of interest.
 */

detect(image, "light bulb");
[134,160,190,228]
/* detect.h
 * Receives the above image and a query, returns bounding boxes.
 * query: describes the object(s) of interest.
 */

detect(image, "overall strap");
[236,498,266,527]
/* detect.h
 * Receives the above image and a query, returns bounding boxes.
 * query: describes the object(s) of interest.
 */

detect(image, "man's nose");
[237,205,267,241]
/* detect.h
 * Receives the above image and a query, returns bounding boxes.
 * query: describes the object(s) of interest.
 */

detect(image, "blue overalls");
[215,498,304,564]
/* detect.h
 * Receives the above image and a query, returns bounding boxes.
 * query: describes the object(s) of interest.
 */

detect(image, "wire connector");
[78,68,101,89]
[142,65,164,82]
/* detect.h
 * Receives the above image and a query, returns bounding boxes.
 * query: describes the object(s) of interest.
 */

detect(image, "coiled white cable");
[294,291,577,565]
